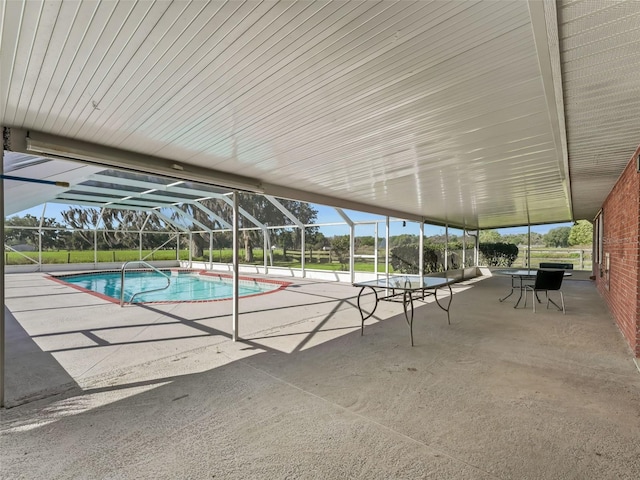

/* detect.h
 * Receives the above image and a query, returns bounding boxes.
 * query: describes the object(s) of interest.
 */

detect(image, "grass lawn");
[7,246,591,271]
[5,248,392,272]
[5,249,183,265]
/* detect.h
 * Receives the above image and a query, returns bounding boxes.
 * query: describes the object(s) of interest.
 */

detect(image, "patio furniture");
[496,269,538,308]
[496,268,571,309]
[353,276,454,346]
[524,269,566,314]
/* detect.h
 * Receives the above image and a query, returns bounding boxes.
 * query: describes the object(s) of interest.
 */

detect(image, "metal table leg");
[499,287,514,302]
[357,286,378,336]
[513,276,525,308]
[433,283,453,325]
[499,275,518,302]
[402,290,415,346]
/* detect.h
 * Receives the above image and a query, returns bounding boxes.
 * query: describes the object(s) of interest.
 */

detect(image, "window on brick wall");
[595,211,604,267]
[594,210,609,288]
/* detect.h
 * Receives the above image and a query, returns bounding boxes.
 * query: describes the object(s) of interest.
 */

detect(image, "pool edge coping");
[46,269,292,305]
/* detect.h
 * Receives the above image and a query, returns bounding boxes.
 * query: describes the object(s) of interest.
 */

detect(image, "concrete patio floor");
[1,271,639,479]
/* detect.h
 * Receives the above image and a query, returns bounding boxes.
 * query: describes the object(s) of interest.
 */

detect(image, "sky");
[9,201,571,238]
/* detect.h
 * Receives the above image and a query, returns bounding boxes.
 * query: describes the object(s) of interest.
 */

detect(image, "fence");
[518,248,592,270]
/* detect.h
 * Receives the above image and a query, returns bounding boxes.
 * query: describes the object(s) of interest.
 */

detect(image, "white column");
[462,230,467,268]
[374,222,379,276]
[38,204,46,271]
[349,224,355,283]
[301,226,306,278]
[385,216,390,278]
[334,208,355,282]
[527,224,531,269]
[96,208,103,266]
[188,232,193,268]
[473,230,480,267]
[1,148,5,406]
[263,229,268,273]
[444,224,449,271]
[232,191,239,341]
[94,229,98,265]
[419,221,424,276]
[209,233,213,270]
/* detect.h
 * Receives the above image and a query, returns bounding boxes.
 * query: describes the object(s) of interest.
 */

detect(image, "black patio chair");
[524,269,565,314]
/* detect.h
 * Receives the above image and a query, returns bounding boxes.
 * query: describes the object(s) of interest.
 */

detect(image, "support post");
[263,229,268,274]
[94,228,98,265]
[301,226,306,278]
[188,232,193,268]
[419,221,424,276]
[527,224,531,269]
[176,233,180,261]
[335,208,355,282]
[349,224,355,283]
[374,222,379,276]
[445,224,449,271]
[38,204,46,271]
[232,191,239,341]
[96,208,104,266]
[385,217,390,278]
[462,230,467,268]
[1,148,5,407]
[473,230,480,267]
[262,226,273,275]
[209,233,213,270]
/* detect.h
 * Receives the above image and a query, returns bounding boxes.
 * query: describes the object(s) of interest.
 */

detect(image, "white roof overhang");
[2,0,639,228]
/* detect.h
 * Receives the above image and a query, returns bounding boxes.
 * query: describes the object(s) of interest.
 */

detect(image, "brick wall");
[595,146,640,357]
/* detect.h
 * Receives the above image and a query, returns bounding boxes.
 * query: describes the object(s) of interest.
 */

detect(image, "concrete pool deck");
[2,271,639,479]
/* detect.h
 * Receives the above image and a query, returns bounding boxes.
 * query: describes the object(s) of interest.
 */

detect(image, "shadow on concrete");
[5,307,81,406]
[2,275,639,479]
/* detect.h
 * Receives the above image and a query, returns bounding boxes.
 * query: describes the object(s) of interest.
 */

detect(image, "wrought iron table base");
[356,283,453,346]
[498,273,536,308]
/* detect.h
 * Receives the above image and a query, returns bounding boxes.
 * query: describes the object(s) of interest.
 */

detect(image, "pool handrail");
[120,261,171,306]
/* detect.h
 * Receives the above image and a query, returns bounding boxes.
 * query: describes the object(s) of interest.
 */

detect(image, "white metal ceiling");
[558,0,640,220]
[2,1,638,229]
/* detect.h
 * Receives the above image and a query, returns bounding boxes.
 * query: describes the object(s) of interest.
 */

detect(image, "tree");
[479,229,501,243]
[389,245,440,274]
[479,242,519,267]
[544,227,571,248]
[4,214,67,249]
[61,207,165,250]
[502,232,544,246]
[174,192,318,263]
[280,230,294,260]
[238,194,319,263]
[330,235,351,269]
[4,214,40,246]
[389,234,417,247]
[310,231,328,251]
[358,236,375,248]
[569,220,593,246]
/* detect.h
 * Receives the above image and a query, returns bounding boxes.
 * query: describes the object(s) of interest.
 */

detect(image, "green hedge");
[389,245,441,274]
[479,242,518,267]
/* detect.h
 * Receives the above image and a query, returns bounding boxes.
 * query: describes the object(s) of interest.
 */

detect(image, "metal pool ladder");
[120,261,171,306]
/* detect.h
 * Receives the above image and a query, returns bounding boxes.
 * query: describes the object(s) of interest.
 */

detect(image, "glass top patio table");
[353,276,455,346]
[494,269,571,308]
[353,275,455,291]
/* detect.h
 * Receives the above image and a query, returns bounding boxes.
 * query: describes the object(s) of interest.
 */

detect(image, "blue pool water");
[58,271,281,303]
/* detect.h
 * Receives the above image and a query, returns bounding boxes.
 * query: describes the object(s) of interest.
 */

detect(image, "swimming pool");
[50,270,289,304]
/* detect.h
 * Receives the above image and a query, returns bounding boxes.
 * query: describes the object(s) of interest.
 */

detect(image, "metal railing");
[120,261,171,306]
